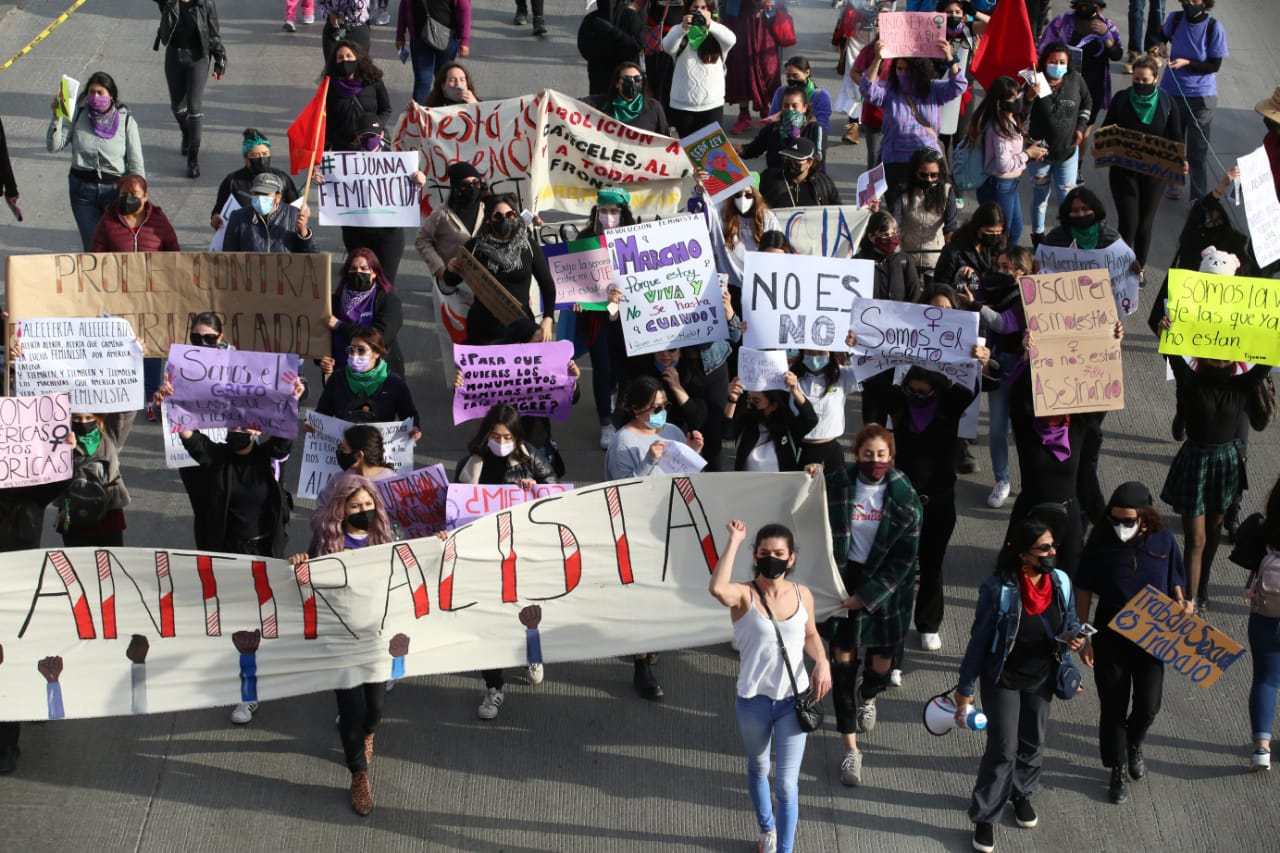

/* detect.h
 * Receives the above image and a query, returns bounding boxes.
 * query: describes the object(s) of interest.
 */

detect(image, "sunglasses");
[1109,517,1139,528]
[190,333,220,347]
[621,74,645,83]
[491,211,520,222]
[916,172,941,181]
[1029,543,1057,555]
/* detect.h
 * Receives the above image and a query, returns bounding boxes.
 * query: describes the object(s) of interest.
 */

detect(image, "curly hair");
[311,473,393,556]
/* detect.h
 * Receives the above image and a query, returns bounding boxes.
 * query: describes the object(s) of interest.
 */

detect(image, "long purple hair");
[311,472,394,556]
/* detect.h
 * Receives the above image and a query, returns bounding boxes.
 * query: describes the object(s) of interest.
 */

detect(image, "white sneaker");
[229,701,258,725]
[477,687,504,720]
[599,423,617,450]
[527,663,544,685]
[921,632,942,651]
[889,669,903,687]
[757,829,778,853]
[987,480,1011,508]
[300,14,315,24]
[1251,748,1271,771]
[372,10,392,25]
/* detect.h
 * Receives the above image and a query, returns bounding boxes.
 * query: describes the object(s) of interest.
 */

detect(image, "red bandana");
[1020,570,1053,616]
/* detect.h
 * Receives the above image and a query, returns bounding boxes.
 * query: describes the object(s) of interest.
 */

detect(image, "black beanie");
[1108,481,1153,510]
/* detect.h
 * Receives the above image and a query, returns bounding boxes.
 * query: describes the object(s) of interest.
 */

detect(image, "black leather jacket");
[154,0,227,71]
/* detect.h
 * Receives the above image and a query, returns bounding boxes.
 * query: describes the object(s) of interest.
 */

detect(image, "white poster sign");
[297,410,416,501]
[851,299,980,386]
[317,151,422,228]
[1238,145,1280,269]
[1033,241,1141,316]
[160,400,226,469]
[737,347,791,391]
[742,252,874,351]
[14,317,144,414]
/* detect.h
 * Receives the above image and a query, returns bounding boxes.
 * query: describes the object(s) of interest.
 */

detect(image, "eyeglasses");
[491,211,519,222]
[1109,517,1139,528]
[916,172,941,181]
[1029,543,1057,555]
[347,346,373,356]
[621,74,645,83]
[190,333,220,347]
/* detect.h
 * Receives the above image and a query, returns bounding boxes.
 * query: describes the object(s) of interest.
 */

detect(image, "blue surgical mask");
[251,195,275,216]
[1045,63,1068,80]
[647,409,668,429]
[803,355,827,371]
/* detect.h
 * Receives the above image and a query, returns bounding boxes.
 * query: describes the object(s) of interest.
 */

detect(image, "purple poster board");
[167,345,301,439]
[452,340,576,424]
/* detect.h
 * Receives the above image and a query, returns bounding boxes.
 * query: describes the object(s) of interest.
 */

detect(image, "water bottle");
[959,706,988,731]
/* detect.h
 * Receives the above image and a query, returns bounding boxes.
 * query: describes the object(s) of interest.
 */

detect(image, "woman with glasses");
[316,327,421,439]
[888,147,958,283]
[324,248,404,378]
[210,129,300,232]
[956,517,1084,853]
[442,193,556,346]
[1076,481,1187,804]
[584,63,671,135]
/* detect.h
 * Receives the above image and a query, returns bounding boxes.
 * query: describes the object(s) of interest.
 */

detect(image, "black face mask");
[118,195,142,215]
[227,432,254,452]
[71,420,97,437]
[998,99,1021,114]
[783,160,807,179]
[1073,5,1098,18]
[336,449,358,471]
[619,76,643,99]
[248,157,271,175]
[1068,213,1097,229]
[348,271,374,291]
[979,232,1006,249]
[947,14,964,28]
[1035,554,1058,571]
[452,182,483,206]
[982,270,1017,291]
[1180,1,1207,19]
[491,216,520,239]
[337,59,358,78]
[905,390,934,407]
[1132,82,1157,96]
[346,509,375,531]
[755,555,789,579]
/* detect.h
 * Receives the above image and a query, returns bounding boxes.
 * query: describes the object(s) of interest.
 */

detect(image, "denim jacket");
[956,569,1080,698]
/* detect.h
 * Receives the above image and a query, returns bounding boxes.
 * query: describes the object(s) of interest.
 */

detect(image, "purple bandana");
[333,77,365,98]
[89,107,120,140]
[339,284,377,325]
[907,399,940,434]
[1033,417,1072,462]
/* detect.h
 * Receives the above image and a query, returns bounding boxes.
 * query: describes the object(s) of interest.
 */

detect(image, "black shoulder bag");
[752,581,824,732]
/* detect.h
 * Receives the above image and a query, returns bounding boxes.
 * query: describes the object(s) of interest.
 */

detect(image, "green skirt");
[1160,440,1242,518]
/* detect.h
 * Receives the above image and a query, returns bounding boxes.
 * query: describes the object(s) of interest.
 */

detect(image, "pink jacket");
[983,126,1028,179]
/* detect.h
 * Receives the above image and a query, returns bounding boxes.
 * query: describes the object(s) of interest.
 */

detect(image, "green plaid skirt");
[1161,440,1243,518]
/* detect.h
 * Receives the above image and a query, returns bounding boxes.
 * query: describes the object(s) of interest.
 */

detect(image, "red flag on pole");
[287,77,330,176]
[969,0,1038,91]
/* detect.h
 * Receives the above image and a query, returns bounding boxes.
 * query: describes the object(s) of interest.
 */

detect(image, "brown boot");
[363,732,375,766]
[843,122,861,145]
[350,770,373,816]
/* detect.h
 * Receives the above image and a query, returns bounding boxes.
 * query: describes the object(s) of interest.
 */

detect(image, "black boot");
[632,655,664,701]
[1108,765,1129,803]
[0,744,18,774]
[1127,744,1146,780]
[177,112,190,156]
[186,113,202,179]
[532,15,547,35]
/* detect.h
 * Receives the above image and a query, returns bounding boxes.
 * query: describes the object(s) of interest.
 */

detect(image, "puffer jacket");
[153,0,227,72]
[223,203,316,253]
[90,202,181,253]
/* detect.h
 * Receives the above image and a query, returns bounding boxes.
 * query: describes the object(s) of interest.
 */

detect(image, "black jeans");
[0,722,17,750]
[335,682,384,772]
[700,363,730,472]
[342,225,407,286]
[1093,625,1164,768]
[1109,167,1165,268]
[61,528,125,548]
[969,672,1053,823]
[914,490,957,634]
[164,47,209,158]
[514,0,544,17]
[667,106,725,141]
[1076,412,1107,527]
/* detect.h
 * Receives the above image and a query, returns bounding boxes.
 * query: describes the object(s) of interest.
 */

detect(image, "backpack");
[996,568,1073,622]
[1246,375,1276,432]
[952,136,986,193]
[1250,550,1280,619]
[57,457,111,533]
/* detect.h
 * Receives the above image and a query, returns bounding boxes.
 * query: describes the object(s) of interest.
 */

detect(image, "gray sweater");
[605,423,688,480]
[47,108,145,179]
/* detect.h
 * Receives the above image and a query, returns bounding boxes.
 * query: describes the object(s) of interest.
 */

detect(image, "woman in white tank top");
[709,519,831,853]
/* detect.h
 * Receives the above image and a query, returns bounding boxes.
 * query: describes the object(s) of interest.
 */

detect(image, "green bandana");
[1070,222,1102,250]
[597,187,631,207]
[686,25,709,50]
[1130,87,1159,125]
[78,427,102,457]
[803,78,816,100]
[610,93,645,123]
[345,358,389,397]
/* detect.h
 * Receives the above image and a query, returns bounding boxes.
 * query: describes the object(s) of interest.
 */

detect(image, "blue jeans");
[68,172,119,251]
[1170,94,1215,203]
[409,37,459,106]
[986,353,1016,483]
[1028,151,1079,236]
[735,695,807,852]
[1128,0,1165,53]
[1249,614,1280,742]
[977,176,1024,245]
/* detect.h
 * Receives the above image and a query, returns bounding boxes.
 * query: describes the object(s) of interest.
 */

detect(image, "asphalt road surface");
[0,0,1278,850]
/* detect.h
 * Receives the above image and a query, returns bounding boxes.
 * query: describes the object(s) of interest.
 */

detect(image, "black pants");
[61,528,125,548]
[342,225,407,285]
[1109,167,1164,268]
[514,0,544,17]
[860,371,894,427]
[0,722,17,750]
[828,638,895,736]
[914,490,957,634]
[881,161,913,213]
[1093,625,1164,768]
[799,439,849,567]
[969,673,1053,823]
[667,106,724,141]
[1076,412,1107,527]
[481,668,504,690]
[1024,0,1049,38]
[323,21,371,62]
[700,363,730,472]
[335,682,384,772]
[165,47,209,160]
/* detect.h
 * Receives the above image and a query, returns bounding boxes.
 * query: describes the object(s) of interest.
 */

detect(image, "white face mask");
[733,194,754,214]
[598,210,621,230]
[1113,523,1139,543]
[487,438,516,458]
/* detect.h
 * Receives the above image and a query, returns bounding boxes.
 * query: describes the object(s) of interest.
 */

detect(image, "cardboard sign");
[373,464,450,538]
[452,341,576,424]
[742,252,873,352]
[544,235,614,304]
[1159,268,1280,365]
[776,205,872,258]
[1034,240,1141,317]
[4,252,332,358]
[394,91,687,218]
[850,300,980,387]
[160,400,225,468]
[878,11,947,58]
[296,410,416,501]
[0,394,73,489]
[737,347,791,392]
[609,215,728,356]
[856,163,887,207]
[681,123,753,205]
[1093,124,1186,185]
[1107,585,1245,688]
[317,151,421,228]
[1018,270,1124,416]
[454,247,530,327]
[445,482,575,529]
[1238,145,1280,269]
[13,317,144,414]
[165,346,301,439]
[0,473,842,721]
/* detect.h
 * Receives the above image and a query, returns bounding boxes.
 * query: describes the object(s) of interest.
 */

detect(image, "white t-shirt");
[745,432,780,472]
[798,367,861,442]
[847,478,887,563]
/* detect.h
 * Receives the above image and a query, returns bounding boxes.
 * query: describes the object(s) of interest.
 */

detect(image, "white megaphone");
[923,690,987,736]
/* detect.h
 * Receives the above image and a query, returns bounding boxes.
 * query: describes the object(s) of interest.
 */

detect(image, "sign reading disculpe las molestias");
[0,473,842,720]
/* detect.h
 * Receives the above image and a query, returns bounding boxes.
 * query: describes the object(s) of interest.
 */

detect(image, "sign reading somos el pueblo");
[4,252,332,358]
[850,300,980,387]
[452,341,576,424]
[13,317,144,414]
[608,214,728,356]
[0,394,73,489]
[1018,269,1124,416]
[0,473,842,721]
[1107,585,1244,688]
[317,151,421,228]
[742,252,873,352]
[1159,268,1280,366]
[166,345,302,439]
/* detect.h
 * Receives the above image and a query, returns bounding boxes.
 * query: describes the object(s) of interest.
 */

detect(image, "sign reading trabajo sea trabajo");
[1107,585,1244,688]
